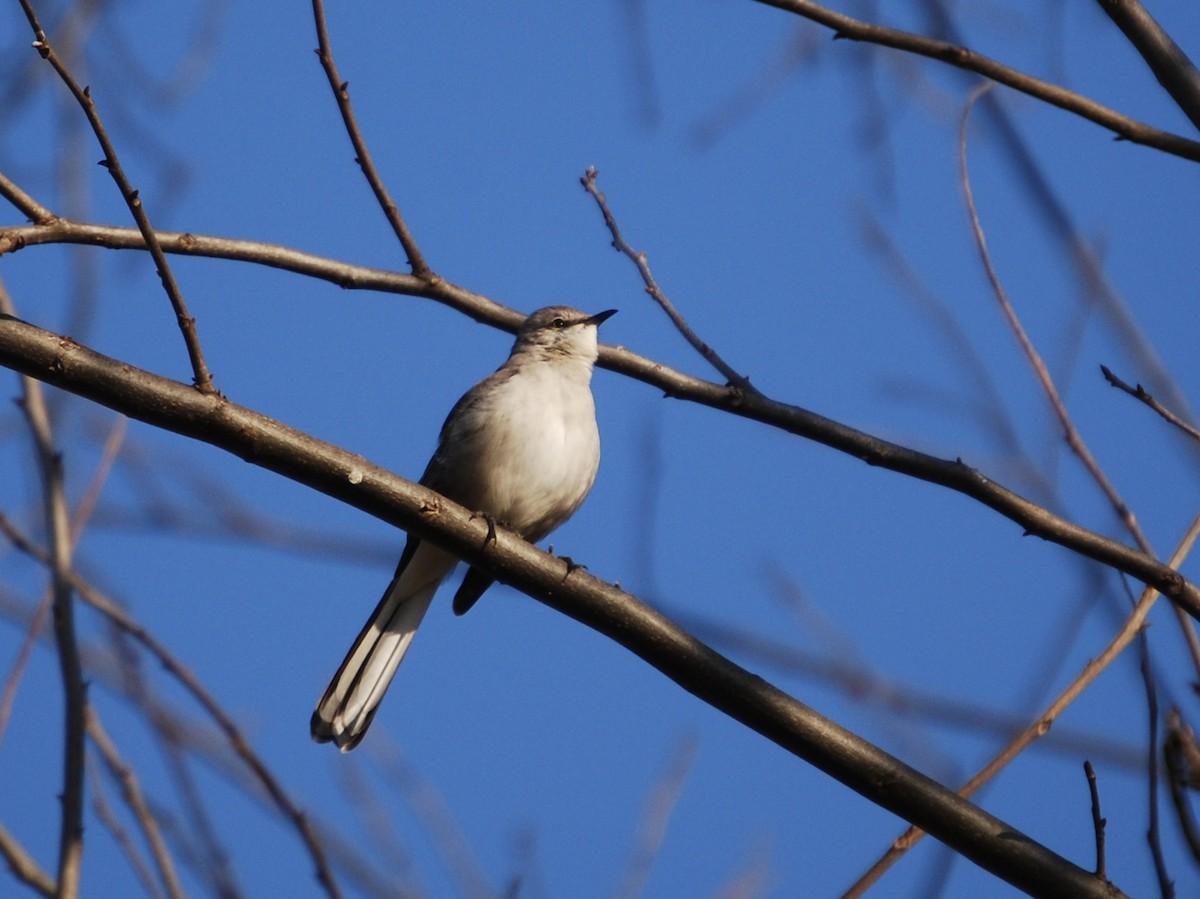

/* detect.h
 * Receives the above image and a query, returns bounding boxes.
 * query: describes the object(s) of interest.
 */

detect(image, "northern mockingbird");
[312,305,616,751]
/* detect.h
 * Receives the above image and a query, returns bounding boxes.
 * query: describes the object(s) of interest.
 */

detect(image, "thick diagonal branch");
[0,314,1126,898]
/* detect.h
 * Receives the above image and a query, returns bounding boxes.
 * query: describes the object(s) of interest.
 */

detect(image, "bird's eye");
[551,318,567,329]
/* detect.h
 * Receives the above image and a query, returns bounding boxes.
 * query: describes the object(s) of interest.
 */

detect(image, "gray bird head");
[512,305,617,363]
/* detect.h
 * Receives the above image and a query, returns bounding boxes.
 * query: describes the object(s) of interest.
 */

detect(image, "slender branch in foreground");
[16,0,215,392]
[310,0,431,276]
[0,315,1127,898]
[580,167,756,392]
[750,0,1200,162]
[842,512,1200,896]
[1101,364,1200,443]
[3,291,87,898]
[1097,0,1200,132]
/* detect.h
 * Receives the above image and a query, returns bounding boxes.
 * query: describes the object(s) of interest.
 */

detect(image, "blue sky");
[3,1,1200,896]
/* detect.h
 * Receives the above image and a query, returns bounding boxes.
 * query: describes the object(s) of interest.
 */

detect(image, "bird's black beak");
[587,309,618,326]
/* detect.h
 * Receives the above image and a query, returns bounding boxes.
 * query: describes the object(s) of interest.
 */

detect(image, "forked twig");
[15,0,214,392]
[581,167,756,393]
[310,0,431,277]
[961,83,1143,554]
[86,759,164,898]
[1101,364,1200,443]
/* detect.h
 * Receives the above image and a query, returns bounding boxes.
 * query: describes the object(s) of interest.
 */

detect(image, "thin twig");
[614,734,698,899]
[87,758,165,899]
[1164,710,1200,863]
[87,708,186,899]
[581,167,757,393]
[2,287,87,897]
[960,83,1143,557]
[0,168,55,223]
[331,761,421,893]
[842,511,1200,896]
[0,821,55,897]
[1097,0,1200,132]
[751,0,1200,162]
[16,0,215,392]
[370,738,493,899]
[310,0,431,277]
[1101,364,1200,443]
[1138,631,1172,897]
[1084,761,1107,880]
[0,578,53,749]
[680,609,1144,769]
[69,415,127,544]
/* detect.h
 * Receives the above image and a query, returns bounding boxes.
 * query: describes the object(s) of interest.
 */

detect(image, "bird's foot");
[470,511,498,546]
[559,554,588,580]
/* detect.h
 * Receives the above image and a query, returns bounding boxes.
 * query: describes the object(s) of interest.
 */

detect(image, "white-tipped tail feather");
[311,544,452,751]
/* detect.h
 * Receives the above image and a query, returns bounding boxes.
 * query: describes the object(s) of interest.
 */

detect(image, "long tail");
[311,543,451,751]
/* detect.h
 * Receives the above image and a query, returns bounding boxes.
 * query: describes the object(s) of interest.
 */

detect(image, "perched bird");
[312,306,616,750]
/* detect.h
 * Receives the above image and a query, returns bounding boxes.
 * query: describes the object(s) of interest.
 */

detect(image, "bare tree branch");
[1097,0,1200,132]
[960,84,1145,560]
[0,169,54,224]
[750,0,1200,162]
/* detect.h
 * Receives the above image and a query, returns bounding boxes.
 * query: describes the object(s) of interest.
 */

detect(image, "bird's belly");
[475,406,599,539]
